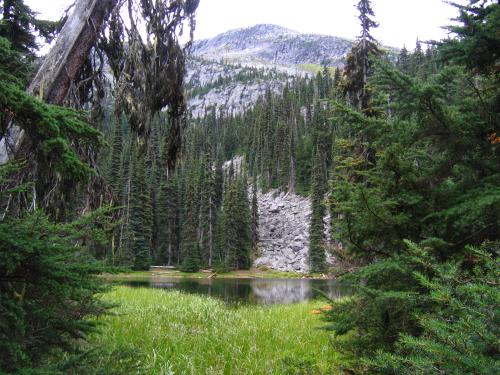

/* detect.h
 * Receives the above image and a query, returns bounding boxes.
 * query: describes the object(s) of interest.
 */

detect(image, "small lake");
[120,277,349,305]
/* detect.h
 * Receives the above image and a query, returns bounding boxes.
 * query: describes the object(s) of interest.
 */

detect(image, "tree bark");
[30,0,117,102]
[0,0,117,163]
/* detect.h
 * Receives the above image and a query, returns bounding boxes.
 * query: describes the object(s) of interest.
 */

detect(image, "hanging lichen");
[101,0,199,168]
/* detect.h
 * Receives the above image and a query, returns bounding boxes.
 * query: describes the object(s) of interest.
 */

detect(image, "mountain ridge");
[191,23,355,69]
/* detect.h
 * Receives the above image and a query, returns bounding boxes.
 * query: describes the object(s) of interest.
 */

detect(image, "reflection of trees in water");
[151,279,255,304]
[206,280,254,304]
[144,278,349,305]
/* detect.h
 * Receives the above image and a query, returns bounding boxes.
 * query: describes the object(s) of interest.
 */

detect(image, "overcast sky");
[26,0,464,48]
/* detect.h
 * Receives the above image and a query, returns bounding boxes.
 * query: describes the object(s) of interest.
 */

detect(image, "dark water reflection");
[120,278,350,305]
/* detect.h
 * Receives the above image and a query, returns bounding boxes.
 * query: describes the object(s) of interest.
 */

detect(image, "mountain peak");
[233,23,299,36]
[196,24,298,44]
[192,24,353,70]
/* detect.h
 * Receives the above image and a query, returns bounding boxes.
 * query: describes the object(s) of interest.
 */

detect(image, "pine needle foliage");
[370,243,499,375]
[0,37,105,210]
[0,164,113,373]
[309,148,327,272]
[325,1,500,372]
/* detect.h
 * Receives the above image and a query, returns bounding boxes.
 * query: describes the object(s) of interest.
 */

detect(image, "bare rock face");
[186,58,287,118]
[254,189,334,273]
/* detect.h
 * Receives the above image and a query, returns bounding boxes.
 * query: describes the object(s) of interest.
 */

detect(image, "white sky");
[26,0,464,48]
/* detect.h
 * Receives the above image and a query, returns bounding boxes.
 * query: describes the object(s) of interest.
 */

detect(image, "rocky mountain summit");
[191,24,354,70]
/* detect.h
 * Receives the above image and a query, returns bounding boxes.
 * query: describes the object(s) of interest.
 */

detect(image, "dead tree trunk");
[29,0,117,102]
[0,0,117,162]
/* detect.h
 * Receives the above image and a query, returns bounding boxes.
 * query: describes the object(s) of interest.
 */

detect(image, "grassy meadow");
[86,286,341,374]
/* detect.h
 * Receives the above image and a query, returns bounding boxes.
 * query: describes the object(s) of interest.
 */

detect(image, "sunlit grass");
[88,286,340,374]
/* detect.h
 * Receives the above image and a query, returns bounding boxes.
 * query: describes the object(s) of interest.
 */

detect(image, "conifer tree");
[147,119,164,262]
[440,0,500,76]
[277,120,290,189]
[316,70,324,98]
[344,0,381,111]
[108,118,124,200]
[234,176,252,269]
[309,148,327,272]
[196,154,209,265]
[251,175,259,247]
[220,180,237,270]
[397,45,411,73]
[219,176,252,270]
[332,67,342,99]
[0,12,109,370]
[0,0,58,61]
[205,152,218,267]
[288,122,297,194]
[214,151,224,208]
[410,39,425,76]
[321,64,332,98]
[129,146,153,270]
[157,167,181,265]
[180,162,201,272]
[324,1,500,371]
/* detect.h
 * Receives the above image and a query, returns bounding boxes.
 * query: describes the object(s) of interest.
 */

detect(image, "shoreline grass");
[87,286,340,374]
[101,268,331,282]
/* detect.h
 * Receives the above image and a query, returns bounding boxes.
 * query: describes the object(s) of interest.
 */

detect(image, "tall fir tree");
[0,5,110,370]
[129,145,153,270]
[180,161,201,272]
[397,45,411,73]
[251,175,259,248]
[309,148,327,272]
[219,176,252,271]
[0,0,58,61]
[108,118,124,200]
[324,1,500,372]
[344,0,381,112]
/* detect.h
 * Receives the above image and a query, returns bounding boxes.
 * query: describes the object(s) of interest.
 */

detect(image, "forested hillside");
[98,41,439,273]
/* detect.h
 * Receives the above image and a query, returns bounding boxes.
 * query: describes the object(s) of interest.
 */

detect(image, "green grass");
[87,286,340,374]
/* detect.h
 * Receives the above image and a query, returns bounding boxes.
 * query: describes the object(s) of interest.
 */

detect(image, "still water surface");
[121,277,349,305]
